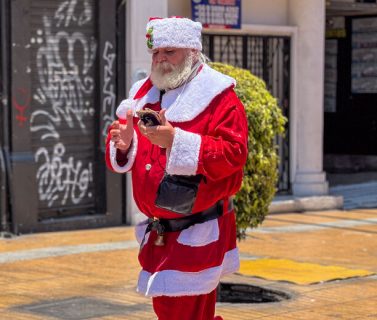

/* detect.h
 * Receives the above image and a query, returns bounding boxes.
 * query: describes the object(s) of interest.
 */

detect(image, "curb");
[269,195,344,214]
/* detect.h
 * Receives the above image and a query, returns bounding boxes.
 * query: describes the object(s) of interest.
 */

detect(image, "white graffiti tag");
[102,41,116,137]
[35,143,93,207]
[55,0,92,27]
[31,15,96,140]
[30,0,96,208]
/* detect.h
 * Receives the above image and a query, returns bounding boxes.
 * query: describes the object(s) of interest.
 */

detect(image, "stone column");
[126,0,168,91]
[288,0,329,196]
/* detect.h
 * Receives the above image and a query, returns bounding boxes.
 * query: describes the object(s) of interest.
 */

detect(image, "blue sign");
[191,0,242,29]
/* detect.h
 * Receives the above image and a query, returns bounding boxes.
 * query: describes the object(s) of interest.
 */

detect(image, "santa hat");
[146,17,202,51]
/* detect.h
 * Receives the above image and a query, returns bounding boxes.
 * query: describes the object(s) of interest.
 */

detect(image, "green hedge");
[211,62,287,240]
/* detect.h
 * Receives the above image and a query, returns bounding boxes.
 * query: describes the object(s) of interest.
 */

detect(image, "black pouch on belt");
[155,174,203,215]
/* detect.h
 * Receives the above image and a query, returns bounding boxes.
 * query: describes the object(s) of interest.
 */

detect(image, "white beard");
[150,53,194,91]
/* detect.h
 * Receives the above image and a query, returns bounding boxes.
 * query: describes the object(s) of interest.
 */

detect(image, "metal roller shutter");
[29,0,98,219]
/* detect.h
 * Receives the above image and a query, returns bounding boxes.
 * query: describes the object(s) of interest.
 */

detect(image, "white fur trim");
[129,78,148,99]
[177,219,219,247]
[116,99,135,119]
[162,64,236,122]
[137,248,240,297]
[133,85,160,112]
[147,17,202,51]
[166,128,201,176]
[222,248,240,276]
[125,65,235,122]
[116,78,157,119]
[135,219,150,245]
[109,131,138,173]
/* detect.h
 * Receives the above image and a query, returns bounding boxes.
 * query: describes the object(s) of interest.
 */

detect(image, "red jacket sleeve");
[197,89,248,181]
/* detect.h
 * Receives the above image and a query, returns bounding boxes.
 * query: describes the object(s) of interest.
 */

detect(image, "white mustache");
[151,54,194,90]
[153,62,175,73]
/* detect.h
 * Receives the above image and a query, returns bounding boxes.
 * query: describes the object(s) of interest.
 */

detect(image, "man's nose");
[154,52,166,63]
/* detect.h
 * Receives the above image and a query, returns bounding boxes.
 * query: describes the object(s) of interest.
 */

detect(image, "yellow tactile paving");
[239,258,374,284]
[240,223,377,271]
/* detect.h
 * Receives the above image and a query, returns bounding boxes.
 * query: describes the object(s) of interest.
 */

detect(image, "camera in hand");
[136,108,162,127]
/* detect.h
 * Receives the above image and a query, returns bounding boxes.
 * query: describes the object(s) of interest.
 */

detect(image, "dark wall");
[325,15,377,156]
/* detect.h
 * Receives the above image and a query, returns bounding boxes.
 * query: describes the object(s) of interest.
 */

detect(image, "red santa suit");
[106,64,248,319]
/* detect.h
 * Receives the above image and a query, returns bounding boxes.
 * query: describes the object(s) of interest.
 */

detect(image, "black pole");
[0,0,12,234]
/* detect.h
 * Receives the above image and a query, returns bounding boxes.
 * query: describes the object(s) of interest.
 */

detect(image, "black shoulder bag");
[155,174,203,215]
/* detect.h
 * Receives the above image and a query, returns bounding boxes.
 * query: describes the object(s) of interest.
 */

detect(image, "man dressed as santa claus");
[106,16,248,320]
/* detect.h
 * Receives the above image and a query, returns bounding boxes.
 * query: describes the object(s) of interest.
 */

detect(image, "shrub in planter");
[211,62,287,239]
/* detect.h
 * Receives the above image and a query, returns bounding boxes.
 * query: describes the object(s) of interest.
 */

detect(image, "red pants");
[152,289,222,320]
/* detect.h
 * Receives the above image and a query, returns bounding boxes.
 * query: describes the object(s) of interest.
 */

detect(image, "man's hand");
[138,109,175,149]
[109,110,134,153]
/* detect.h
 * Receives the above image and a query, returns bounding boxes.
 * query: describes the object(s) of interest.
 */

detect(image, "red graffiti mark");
[13,88,31,127]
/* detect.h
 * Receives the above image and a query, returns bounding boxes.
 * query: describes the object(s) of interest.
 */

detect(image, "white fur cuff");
[166,128,201,176]
[109,131,138,173]
[116,98,134,120]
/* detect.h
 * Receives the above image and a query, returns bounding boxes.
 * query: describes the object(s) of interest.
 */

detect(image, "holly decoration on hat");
[146,27,153,49]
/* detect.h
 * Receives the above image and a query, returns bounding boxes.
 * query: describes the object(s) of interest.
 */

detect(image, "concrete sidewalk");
[0,209,376,319]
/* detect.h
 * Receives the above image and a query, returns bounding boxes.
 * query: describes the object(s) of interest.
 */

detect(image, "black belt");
[141,198,234,247]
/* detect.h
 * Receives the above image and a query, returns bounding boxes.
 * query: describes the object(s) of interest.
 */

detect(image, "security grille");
[202,33,291,193]
[29,0,98,219]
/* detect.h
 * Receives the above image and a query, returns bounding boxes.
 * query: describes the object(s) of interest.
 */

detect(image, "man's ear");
[191,49,199,63]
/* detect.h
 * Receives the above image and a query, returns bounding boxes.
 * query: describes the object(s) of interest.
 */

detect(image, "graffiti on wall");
[102,41,116,138]
[35,143,93,207]
[13,88,30,127]
[54,0,92,27]
[30,0,96,208]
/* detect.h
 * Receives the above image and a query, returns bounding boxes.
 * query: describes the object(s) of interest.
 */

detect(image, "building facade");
[125,0,329,224]
[5,0,374,232]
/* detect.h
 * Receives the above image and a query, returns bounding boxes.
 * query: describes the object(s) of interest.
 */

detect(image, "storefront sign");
[191,0,241,29]
[326,17,346,39]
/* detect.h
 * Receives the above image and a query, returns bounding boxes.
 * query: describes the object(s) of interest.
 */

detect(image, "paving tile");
[264,210,363,227]
[0,209,377,319]
[0,312,49,320]
[240,229,377,272]
[280,308,357,320]
[215,305,267,319]
[0,227,135,253]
